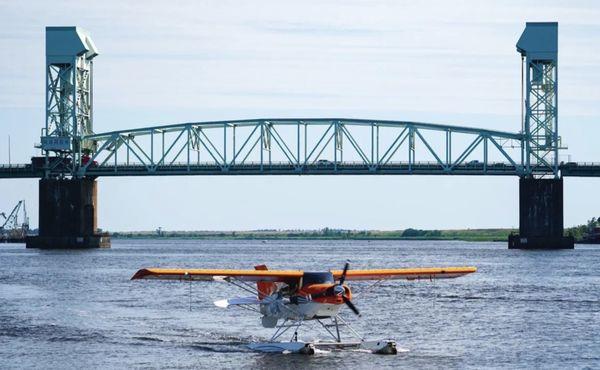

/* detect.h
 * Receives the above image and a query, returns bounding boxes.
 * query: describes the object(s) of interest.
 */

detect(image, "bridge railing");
[561,162,600,166]
[78,118,527,177]
[0,164,31,169]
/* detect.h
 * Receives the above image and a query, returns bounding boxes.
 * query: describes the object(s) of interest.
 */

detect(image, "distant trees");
[566,217,600,241]
[401,228,442,238]
[587,217,599,231]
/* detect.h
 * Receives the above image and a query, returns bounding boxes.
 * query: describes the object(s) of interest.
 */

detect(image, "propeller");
[342,295,360,316]
[339,261,349,285]
[336,261,360,316]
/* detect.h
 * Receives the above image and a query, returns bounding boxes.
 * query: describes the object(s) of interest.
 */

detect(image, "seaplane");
[131,263,476,355]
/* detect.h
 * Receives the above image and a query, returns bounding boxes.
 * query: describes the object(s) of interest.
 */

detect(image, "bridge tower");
[26,27,109,249]
[42,26,98,168]
[509,22,573,249]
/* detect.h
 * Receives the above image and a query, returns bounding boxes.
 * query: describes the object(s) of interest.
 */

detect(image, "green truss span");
[74,118,527,177]
[2,118,598,178]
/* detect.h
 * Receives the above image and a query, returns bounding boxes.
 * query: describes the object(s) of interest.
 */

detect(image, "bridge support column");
[26,178,110,249]
[508,178,574,249]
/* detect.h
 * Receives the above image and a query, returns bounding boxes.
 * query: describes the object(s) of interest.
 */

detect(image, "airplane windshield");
[302,272,334,286]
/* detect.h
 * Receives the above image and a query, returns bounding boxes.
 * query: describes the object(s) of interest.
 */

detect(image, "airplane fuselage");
[259,281,350,322]
[261,299,343,321]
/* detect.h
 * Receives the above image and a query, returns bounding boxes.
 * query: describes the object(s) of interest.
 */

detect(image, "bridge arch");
[78,118,525,177]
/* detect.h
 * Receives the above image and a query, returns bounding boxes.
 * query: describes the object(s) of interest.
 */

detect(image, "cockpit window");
[302,272,334,286]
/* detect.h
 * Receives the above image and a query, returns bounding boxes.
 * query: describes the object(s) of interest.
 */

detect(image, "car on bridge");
[316,159,334,167]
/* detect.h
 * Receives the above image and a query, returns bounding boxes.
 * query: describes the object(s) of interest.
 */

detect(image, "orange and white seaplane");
[132,263,476,355]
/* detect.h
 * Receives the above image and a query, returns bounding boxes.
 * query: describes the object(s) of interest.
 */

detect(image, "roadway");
[2,161,599,178]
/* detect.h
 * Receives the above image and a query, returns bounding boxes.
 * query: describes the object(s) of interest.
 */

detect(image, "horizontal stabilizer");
[214,296,261,308]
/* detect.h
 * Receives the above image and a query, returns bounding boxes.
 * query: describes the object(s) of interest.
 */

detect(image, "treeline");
[565,217,600,241]
[110,219,600,243]
[111,227,514,241]
[400,228,442,237]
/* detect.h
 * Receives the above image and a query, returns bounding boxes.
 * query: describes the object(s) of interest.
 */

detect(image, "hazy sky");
[1,0,599,231]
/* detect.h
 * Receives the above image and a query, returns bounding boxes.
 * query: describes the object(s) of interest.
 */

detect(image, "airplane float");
[132,263,476,355]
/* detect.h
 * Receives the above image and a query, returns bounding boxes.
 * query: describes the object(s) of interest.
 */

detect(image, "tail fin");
[255,264,276,300]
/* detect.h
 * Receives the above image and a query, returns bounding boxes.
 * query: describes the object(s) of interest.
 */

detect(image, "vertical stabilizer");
[255,265,276,300]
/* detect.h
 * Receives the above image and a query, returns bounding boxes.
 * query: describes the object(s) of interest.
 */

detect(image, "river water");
[1,240,599,369]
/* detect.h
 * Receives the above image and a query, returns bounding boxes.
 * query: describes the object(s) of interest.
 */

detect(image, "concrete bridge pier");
[508,177,574,249]
[25,178,110,249]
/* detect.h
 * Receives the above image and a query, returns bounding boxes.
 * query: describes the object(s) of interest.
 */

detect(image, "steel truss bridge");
[0,118,534,178]
[76,118,528,177]
[1,118,599,179]
[0,23,599,180]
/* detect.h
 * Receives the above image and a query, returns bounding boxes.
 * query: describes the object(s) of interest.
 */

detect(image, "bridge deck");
[559,163,600,177]
[2,162,599,178]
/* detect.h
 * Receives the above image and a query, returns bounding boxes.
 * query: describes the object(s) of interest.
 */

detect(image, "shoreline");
[111,236,509,242]
[109,228,515,242]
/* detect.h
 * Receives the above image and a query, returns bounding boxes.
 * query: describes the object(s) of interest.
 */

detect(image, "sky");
[0,0,599,231]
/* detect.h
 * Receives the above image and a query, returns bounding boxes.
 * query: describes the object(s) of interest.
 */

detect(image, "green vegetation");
[110,218,599,242]
[565,217,600,242]
[111,227,516,242]
[109,218,600,242]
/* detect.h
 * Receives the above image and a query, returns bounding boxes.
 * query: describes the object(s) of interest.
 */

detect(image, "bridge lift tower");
[26,27,109,248]
[509,22,573,249]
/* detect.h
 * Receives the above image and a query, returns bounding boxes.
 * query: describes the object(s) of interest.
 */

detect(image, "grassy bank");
[110,228,516,242]
[109,217,599,243]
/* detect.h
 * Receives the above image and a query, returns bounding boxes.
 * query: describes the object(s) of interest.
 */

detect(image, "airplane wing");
[131,268,304,283]
[330,266,477,281]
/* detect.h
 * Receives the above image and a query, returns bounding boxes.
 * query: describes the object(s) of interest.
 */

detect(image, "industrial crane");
[0,200,29,242]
